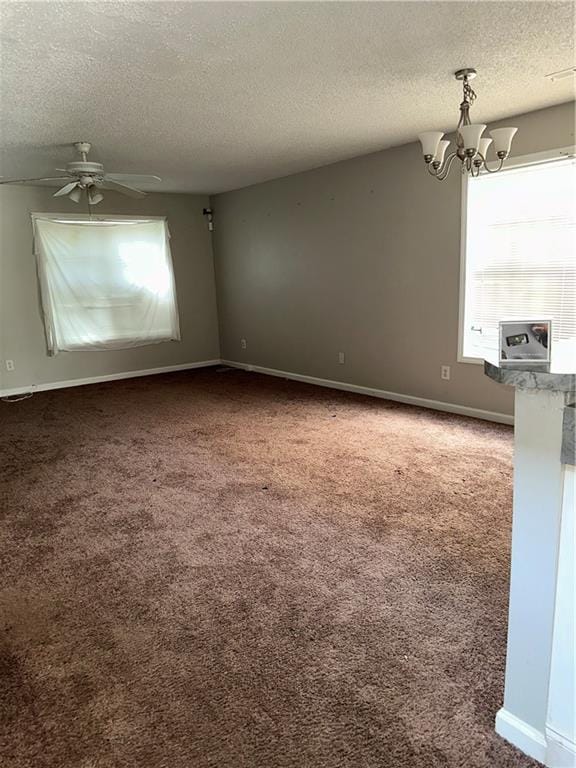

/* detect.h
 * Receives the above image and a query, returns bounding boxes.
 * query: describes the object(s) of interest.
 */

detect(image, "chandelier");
[418,69,517,181]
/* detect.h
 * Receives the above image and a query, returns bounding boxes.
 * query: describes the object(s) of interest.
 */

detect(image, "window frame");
[457,144,576,365]
[31,213,167,225]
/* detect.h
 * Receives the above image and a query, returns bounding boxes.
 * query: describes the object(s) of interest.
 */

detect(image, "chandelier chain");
[463,77,477,105]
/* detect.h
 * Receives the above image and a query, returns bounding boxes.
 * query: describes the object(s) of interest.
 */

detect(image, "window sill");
[457,354,485,366]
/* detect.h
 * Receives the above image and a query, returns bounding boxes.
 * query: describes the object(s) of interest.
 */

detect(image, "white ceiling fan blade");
[53,181,80,197]
[102,178,146,199]
[0,176,70,185]
[105,173,161,184]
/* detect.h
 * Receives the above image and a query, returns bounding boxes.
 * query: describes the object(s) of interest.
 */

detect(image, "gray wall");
[1,102,573,411]
[0,187,220,391]
[212,102,575,417]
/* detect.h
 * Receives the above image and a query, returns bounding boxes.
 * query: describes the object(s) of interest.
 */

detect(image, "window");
[459,152,576,364]
[32,215,180,354]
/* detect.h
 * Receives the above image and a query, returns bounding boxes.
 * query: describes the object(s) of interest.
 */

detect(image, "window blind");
[33,216,180,354]
[462,157,575,363]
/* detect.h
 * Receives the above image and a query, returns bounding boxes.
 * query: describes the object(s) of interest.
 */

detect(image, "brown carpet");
[0,368,540,768]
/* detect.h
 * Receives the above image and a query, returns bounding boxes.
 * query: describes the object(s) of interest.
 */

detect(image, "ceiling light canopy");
[418,69,518,181]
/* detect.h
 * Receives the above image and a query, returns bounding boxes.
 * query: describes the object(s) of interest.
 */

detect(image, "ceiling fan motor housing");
[66,160,104,177]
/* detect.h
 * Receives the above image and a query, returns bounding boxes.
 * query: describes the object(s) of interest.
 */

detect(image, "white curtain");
[32,215,180,354]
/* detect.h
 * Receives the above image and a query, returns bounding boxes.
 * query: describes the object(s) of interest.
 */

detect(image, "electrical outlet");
[441,365,451,381]
[5,360,15,371]
[338,352,345,364]
[240,338,247,350]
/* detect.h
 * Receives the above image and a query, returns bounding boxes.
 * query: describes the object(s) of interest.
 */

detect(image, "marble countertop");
[484,359,576,466]
[484,359,576,393]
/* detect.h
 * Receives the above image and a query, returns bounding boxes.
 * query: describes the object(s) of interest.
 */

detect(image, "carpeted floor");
[0,368,540,768]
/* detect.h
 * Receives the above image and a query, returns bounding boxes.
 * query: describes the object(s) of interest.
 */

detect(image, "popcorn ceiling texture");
[0,368,540,768]
[0,1,573,193]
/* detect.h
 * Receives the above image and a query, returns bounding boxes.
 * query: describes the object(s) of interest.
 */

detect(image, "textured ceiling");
[0,1,574,194]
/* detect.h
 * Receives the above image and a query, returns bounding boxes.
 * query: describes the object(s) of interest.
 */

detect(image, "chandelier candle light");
[418,69,517,180]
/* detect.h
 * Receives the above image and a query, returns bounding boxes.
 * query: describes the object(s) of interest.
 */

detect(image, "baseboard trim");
[0,360,221,397]
[2,358,515,426]
[495,709,576,767]
[222,360,513,425]
[546,726,576,768]
[496,709,547,764]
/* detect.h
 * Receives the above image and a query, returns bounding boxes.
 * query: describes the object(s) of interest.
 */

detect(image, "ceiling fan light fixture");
[0,142,161,199]
[88,188,104,205]
[68,186,82,203]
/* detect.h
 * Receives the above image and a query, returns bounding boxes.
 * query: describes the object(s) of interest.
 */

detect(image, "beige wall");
[212,102,575,417]
[0,187,220,391]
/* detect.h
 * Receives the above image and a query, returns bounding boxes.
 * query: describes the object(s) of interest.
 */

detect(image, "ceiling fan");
[0,142,161,204]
